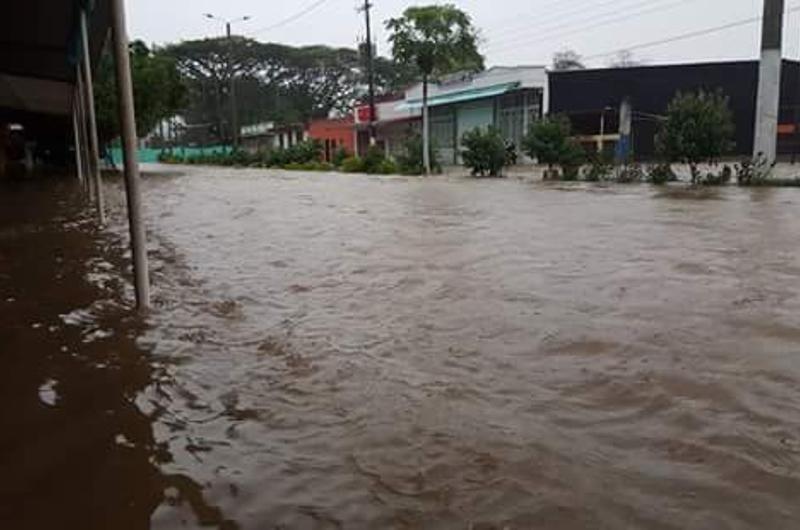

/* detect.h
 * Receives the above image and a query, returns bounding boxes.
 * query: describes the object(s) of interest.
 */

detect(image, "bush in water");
[396,134,440,175]
[461,127,508,177]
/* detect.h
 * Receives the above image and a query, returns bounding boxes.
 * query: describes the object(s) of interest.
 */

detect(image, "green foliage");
[735,156,773,186]
[647,163,676,185]
[376,159,399,175]
[385,5,484,78]
[698,165,733,186]
[460,127,508,177]
[164,37,416,144]
[615,163,645,183]
[582,152,614,182]
[332,146,349,167]
[397,134,440,175]
[282,161,334,171]
[656,89,735,183]
[341,156,364,173]
[265,140,322,167]
[95,41,187,145]
[361,146,387,174]
[522,115,585,178]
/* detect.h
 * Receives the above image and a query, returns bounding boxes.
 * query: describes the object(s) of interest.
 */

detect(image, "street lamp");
[203,14,252,150]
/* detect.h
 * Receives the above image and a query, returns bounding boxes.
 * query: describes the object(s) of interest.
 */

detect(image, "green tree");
[164,38,416,143]
[657,89,735,183]
[94,41,187,148]
[386,4,484,174]
[522,115,585,178]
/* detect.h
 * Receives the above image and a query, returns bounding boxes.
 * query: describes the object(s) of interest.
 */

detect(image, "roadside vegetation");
[158,134,439,176]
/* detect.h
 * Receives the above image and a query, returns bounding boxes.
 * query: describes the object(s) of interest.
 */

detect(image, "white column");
[79,9,105,223]
[110,0,150,310]
[754,0,785,164]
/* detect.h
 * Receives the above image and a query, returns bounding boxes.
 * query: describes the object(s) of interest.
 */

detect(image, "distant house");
[240,121,306,153]
[307,116,355,162]
[399,66,547,164]
[354,94,421,159]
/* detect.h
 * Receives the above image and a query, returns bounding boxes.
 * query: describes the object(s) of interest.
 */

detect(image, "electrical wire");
[583,4,800,62]
[481,0,681,47]
[485,0,699,55]
[247,0,335,36]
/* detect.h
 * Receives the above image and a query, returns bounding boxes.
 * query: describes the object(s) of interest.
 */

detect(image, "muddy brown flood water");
[2,166,800,529]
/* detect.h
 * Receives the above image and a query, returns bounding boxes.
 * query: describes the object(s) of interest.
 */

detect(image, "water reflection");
[0,178,235,529]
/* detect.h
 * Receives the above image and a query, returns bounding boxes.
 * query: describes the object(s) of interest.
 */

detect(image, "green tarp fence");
[110,145,232,164]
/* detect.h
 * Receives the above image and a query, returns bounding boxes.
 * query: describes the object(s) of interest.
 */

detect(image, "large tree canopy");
[161,37,417,143]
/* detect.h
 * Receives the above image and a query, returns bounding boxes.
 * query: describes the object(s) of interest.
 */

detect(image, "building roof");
[0,1,111,119]
[403,66,547,105]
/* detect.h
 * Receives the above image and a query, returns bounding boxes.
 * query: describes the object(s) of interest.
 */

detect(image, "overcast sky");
[128,0,799,68]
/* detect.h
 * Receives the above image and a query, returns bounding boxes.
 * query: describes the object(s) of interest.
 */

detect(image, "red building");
[306,117,355,162]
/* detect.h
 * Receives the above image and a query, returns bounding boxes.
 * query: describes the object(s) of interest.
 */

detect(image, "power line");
[481,0,673,46]
[485,0,699,55]
[583,4,800,62]
[248,0,334,36]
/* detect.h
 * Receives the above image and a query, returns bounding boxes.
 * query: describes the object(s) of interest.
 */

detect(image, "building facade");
[549,60,800,160]
[306,116,356,162]
[401,66,547,164]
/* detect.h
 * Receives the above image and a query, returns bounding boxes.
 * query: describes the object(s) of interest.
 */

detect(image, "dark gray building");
[548,60,800,160]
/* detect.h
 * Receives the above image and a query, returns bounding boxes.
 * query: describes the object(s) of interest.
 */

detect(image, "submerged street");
[3,167,800,529]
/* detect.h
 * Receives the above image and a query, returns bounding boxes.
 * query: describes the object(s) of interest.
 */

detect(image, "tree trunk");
[422,73,431,176]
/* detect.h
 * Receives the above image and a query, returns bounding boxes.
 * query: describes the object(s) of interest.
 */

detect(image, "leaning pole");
[754,0,785,165]
[110,0,151,310]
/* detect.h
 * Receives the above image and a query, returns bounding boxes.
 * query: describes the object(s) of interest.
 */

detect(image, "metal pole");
[72,97,84,184]
[227,22,240,150]
[80,8,105,224]
[362,0,377,145]
[110,0,151,310]
[754,0,785,164]
[76,69,94,198]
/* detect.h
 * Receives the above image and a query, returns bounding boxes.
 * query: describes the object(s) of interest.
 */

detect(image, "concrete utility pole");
[754,0,785,164]
[204,14,251,150]
[359,0,378,145]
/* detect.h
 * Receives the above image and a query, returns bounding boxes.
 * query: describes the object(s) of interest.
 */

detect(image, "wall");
[549,61,766,158]
[307,118,355,162]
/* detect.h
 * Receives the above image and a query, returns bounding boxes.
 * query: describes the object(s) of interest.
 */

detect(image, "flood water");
[3,166,800,529]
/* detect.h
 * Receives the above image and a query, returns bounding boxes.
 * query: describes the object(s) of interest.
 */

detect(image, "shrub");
[397,134,440,175]
[461,126,508,177]
[736,155,773,186]
[332,146,349,167]
[362,145,388,174]
[341,156,364,173]
[376,159,399,175]
[647,163,676,185]
[615,163,645,183]
[582,152,613,182]
[698,165,733,186]
[656,89,735,183]
[522,115,586,179]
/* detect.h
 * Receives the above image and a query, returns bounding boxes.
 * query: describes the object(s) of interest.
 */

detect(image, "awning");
[397,82,520,110]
